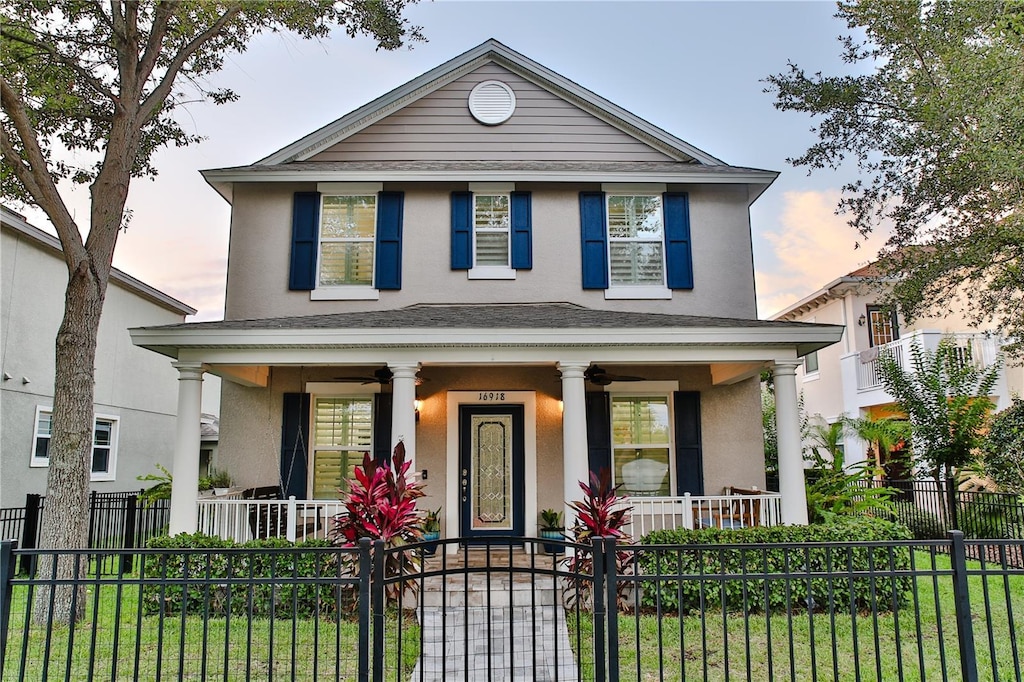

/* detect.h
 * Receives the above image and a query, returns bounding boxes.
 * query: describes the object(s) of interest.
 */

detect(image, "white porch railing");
[196,497,346,543]
[617,491,783,541]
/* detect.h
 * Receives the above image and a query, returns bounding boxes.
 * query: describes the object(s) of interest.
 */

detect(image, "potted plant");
[538,508,564,554]
[421,507,441,556]
[206,469,233,496]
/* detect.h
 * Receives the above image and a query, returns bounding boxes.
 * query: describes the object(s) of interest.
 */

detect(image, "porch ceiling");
[130,303,843,366]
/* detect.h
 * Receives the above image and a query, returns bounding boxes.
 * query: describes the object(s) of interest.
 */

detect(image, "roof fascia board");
[258,39,725,167]
[770,274,899,320]
[2,208,196,315]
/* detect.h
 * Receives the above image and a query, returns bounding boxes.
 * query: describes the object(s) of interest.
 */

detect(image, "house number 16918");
[478,392,506,401]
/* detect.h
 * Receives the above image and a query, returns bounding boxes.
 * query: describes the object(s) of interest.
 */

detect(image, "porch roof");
[130,303,843,364]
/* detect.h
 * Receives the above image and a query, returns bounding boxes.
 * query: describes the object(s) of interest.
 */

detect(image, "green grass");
[4,551,1021,681]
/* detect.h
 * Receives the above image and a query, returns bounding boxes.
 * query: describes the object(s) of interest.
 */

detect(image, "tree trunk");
[31,256,108,625]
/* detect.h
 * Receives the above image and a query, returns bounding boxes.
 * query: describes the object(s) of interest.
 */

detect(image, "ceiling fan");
[334,367,394,385]
[584,365,646,386]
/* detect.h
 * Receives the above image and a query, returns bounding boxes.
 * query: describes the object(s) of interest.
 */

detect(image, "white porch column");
[168,361,204,535]
[774,361,808,525]
[558,362,590,530]
[389,362,420,469]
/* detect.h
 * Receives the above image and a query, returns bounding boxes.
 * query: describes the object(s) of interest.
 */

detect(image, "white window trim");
[305,382,381,500]
[30,406,119,481]
[314,190,380,298]
[604,381,678,495]
[603,191,669,297]
[468,191,515,280]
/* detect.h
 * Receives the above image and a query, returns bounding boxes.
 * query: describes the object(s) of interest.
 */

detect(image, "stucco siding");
[309,63,674,163]
[1,224,186,505]
[223,184,758,321]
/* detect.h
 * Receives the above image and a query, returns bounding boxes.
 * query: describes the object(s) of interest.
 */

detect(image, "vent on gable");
[468,80,516,125]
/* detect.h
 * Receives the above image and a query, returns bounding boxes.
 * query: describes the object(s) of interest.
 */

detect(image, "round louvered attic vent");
[468,80,516,125]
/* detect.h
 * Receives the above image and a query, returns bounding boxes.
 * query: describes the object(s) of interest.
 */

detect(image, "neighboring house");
[130,40,843,538]
[0,206,196,507]
[771,262,1021,471]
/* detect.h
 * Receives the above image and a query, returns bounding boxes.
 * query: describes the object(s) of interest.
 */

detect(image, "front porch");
[195,488,784,545]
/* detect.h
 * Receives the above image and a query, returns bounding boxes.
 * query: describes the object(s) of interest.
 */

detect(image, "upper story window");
[580,187,692,299]
[803,350,820,375]
[31,406,118,481]
[451,186,532,278]
[867,305,899,347]
[289,185,403,299]
[474,194,511,267]
[607,194,665,288]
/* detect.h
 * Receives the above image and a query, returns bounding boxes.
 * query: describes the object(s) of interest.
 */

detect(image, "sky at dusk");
[13,1,882,321]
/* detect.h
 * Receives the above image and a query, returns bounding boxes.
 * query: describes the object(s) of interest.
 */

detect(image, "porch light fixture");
[857,314,866,327]
[415,399,423,422]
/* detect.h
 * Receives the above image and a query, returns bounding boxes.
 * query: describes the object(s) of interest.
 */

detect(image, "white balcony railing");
[851,330,1002,392]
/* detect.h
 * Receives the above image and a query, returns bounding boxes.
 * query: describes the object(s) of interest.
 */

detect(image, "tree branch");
[0,75,84,264]
[138,3,243,123]
[0,30,118,103]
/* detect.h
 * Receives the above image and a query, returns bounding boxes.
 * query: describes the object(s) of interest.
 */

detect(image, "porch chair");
[243,485,286,539]
[723,486,763,528]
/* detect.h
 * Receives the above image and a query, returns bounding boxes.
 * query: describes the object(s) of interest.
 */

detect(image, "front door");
[458,404,525,540]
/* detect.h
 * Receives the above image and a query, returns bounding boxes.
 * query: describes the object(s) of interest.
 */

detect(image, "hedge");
[636,518,914,614]
[142,534,356,618]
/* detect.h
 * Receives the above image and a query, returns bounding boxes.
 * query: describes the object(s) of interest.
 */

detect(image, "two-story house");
[772,262,1021,471]
[1,206,196,506]
[131,40,843,541]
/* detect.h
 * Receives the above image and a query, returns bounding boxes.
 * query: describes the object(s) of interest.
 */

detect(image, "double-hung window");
[472,194,511,273]
[318,195,377,288]
[607,194,666,289]
[580,186,692,298]
[289,184,404,298]
[311,396,374,499]
[610,395,672,497]
[31,406,118,481]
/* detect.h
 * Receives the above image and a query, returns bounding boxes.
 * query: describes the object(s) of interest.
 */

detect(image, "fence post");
[371,538,385,682]
[122,494,138,574]
[87,489,98,549]
[949,530,979,682]
[0,539,16,671]
[604,536,620,682]
[946,477,959,531]
[20,493,42,576]
[357,538,371,682]
[592,537,607,682]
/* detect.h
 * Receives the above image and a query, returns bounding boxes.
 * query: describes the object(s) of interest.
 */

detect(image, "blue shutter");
[280,393,310,500]
[374,192,404,290]
[373,393,393,465]
[579,192,608,289]
[673,391,703,495]
[510,191,532,270]
[585,391,612,478]
[664,192,694,290]
[450,192,473,270]
[289,192,320,291]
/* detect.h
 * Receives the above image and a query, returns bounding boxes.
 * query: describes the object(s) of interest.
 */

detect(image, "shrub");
[637,518,913,615]
[142,534,348,618]
[980,397,1024,494]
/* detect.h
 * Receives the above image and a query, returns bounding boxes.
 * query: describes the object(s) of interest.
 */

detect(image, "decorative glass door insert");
[469,414,514,531]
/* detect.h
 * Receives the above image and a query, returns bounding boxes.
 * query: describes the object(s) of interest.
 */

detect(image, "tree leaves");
[765,0,1024,352]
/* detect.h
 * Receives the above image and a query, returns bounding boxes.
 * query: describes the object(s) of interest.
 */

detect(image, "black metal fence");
[0,491,170,575]
[865,479,1024,541]
[2,533,1022,681]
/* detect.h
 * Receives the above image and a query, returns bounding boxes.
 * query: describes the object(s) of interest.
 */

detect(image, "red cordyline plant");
[330,441,424,602]
[563,469,636,612]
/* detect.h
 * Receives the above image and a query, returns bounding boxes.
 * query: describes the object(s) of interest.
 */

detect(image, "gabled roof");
[1,205,196,316]
[201,40,779,202]
[770,262,895,321]
[260,39,723,167]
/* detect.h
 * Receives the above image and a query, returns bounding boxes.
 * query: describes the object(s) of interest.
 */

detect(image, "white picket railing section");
[617,492,783,541]
[196,497,346,543]
[855,331,1001,391]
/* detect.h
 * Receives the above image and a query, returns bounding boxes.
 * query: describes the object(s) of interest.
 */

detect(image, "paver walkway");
[410,548,580,682]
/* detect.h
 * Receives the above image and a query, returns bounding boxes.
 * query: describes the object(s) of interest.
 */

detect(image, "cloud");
[756,189,881,318]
